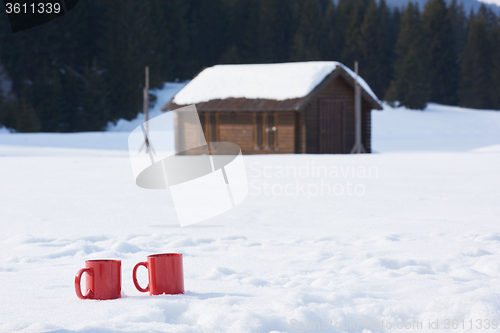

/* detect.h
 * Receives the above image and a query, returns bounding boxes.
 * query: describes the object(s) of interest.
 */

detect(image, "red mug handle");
[133,262,149,293]
[75,268,93,299]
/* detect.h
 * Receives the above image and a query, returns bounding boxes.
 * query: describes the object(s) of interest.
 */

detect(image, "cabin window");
[209,112,217,142]
[256,113,263,149]
[255,112,277,150]
[268,113,275,149]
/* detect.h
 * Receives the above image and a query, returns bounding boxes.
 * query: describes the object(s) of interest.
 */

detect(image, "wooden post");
[139,66,154,153]
[350,61,366,154]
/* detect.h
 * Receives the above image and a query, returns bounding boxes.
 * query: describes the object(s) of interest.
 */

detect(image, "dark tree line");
[0,0,499,132]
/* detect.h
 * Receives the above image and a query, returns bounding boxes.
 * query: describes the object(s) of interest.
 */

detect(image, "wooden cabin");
[162,62,383,154]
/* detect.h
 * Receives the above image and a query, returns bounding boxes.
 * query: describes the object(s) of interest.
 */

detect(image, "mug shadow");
[149,224,225,228]
[120,291,250,300]
[183,291,250,299]
[45,328,164,333]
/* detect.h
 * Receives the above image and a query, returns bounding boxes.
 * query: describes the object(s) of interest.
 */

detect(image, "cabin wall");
[276,112,295,154]
[299,76,375,154]
[303,76,355,154]
[296,110,306,154]
[175,111,206,154]
[197,111,296,155]
[217,112,255,153]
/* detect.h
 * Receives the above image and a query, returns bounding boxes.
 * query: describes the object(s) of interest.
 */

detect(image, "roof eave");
[336,67,383,111]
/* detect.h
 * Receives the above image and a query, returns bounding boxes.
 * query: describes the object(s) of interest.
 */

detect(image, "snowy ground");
[373,103,500,153]
[0,97,499,332]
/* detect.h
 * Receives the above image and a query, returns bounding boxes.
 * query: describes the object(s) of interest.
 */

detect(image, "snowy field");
[373,103,500,153]
[0,94,500,332]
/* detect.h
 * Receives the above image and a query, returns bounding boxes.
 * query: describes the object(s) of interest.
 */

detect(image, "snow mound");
[0,126,12,134]
[472,144,500,153]
[372,102,500,152]
[478,0,500,7]
[172,61,379,105]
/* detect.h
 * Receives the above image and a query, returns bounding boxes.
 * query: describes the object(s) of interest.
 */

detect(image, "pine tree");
[341,0,368,65]
[358,0,394,99]
[459,12,492,109]
[323,0,343,61]
[390,7,402,44]
[489,20,500,109]
[478,4,496,32]
[387,2,430,110]
[0,69,4,128]
[225,0,261,63]
[448,0,468,58]
[99,1,156,121]
[422,0,459,105]
[291,0,324,61]
[358,0,379,86]
[376,0,397,99]
[75,61,109,131]
[159,0,192,79]
[335,0,354,57]
[257,0,296,63]
[316,0,333,60]
[14,99,40,132]
[189,0,229,67]
[0,98,40,132]
[336,0,354,29]
[384,6,401,99]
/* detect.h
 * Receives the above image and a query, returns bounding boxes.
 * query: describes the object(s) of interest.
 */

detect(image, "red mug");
[75,260,121,300]
[133,253,184,295]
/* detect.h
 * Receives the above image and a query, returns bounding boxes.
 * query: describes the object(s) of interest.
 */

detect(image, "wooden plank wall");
[174,111,206,154]
[194,111,297,155]
[296,110,306,153]
[217,112,255,153]
[276,112,295,154]
[303,76,355,154]
[299,76,374,154]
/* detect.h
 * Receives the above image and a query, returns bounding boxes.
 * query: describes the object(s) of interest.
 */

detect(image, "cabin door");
[319,99,344,154]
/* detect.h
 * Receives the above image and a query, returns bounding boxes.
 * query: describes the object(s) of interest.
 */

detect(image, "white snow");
[172,62,380,105]
[478,0,500,6]
[372,103,500,152]
[0,90,500,332]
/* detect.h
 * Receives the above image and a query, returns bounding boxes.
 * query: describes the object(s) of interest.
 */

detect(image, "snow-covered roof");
[172,61,380,106]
